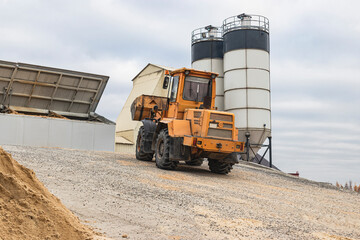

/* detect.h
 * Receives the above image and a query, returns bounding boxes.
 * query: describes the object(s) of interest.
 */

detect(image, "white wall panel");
[115,143,134,154]
[23,117,49,147]
[247,69,270,89]
[0,113,115,151]
[228,108,271,129]
[224,70,246,91]
[0,114,24,145]
[94,124,116,151]
[228,109,247,128]
[215,96,224,111]
[248,109,271,129]
[246,49,269,70]
[48,120,72,148]
[211,59,224,76]
[224,89,247,109]
[224,50,246,72]
[248,89,270,109]
[192,59,224,76]
[216,77,224,95]
[71,122,94,150]
[192,59,211,72]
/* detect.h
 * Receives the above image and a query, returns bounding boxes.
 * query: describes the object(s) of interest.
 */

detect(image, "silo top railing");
[191,25,223,44]
[222,14,269,34]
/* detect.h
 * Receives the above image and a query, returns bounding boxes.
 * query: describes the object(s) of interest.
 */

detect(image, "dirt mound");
[0,147,94,240]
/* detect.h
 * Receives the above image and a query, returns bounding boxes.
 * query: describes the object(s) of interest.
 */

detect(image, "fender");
[167,119,191,137]
[141,119,156,153]
[151,120,168,151]
[141,119,157,134]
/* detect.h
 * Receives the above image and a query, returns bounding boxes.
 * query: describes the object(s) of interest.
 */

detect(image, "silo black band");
[223,29,269,53]
[191,40,224,63]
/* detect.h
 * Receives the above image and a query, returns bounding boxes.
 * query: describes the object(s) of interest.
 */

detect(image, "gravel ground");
[2,145,360,240]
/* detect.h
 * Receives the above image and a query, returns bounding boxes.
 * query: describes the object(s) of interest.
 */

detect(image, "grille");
[210,113,232,122]
[207,128,232,139]
[223,123,233,129]
[194,111,202,118]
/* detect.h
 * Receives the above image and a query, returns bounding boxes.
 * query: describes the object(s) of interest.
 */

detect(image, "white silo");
[223,14,271,161]
[191,25,224,110]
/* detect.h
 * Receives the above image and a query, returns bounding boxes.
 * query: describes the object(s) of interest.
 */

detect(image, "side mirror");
[163,76,169,89]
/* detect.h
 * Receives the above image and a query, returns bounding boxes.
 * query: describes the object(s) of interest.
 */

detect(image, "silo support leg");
[269,136,272,168]
[246,135,250,161]
[257,147,269,165]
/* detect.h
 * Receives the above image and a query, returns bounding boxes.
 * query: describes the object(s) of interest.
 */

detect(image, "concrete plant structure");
[115,63,174,153]
[191,14,271,162]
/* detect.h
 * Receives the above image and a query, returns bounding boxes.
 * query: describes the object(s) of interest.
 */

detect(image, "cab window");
[183,76,211,102]
[170,76,179,102]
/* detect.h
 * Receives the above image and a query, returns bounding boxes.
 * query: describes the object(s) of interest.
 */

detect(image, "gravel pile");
[2,145,360,240]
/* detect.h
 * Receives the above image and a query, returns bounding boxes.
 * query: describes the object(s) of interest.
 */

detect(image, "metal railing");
[191,25,223,44]
[223,13,269,34]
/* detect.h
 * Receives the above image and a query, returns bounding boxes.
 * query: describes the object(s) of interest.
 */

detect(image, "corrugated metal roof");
[151,63,176,71]
[115,136,133,145]
[131,63,175,81]
[0,60,109,118]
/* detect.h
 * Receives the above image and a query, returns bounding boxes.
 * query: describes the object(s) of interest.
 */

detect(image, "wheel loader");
[130,68,244,174]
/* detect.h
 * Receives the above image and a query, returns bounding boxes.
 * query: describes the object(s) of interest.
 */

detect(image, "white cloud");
[273,99,330,112]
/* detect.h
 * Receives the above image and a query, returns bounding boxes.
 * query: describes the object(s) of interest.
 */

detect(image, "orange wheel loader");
[130,68,245,174]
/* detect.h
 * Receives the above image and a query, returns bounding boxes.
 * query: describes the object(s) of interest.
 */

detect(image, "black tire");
[208,159,234,174]
[135,126,154,161]
[186,158,204,166]
[155,128,178,170]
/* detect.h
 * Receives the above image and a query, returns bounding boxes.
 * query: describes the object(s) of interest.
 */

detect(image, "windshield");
[183,76,211,102]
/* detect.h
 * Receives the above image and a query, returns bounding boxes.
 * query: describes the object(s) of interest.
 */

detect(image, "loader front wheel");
[208,159,234,174]
[155,128,177,170]
[135,126,153,161]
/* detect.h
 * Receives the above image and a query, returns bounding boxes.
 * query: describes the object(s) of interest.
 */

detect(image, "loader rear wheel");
[155,128,177,170]
[208,159,234,174]
[186,158,204,166]
[135,126,153,161]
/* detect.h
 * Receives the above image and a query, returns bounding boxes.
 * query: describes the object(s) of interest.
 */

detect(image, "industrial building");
[0,60,115,151]
[115,64,174,153]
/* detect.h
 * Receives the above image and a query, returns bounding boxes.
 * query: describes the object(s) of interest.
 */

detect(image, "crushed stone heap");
[0,146,93,240]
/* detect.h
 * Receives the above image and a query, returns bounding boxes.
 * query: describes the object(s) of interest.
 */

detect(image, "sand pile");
[0,147,94,240]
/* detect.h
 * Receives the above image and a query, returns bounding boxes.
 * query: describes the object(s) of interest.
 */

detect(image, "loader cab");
[164,68,217,119]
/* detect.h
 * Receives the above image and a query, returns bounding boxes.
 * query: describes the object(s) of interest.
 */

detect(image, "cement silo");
[222,14,271,161]
[191,25,224,110]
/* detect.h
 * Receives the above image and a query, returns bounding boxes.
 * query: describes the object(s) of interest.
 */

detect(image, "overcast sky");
[0,0,359,184]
